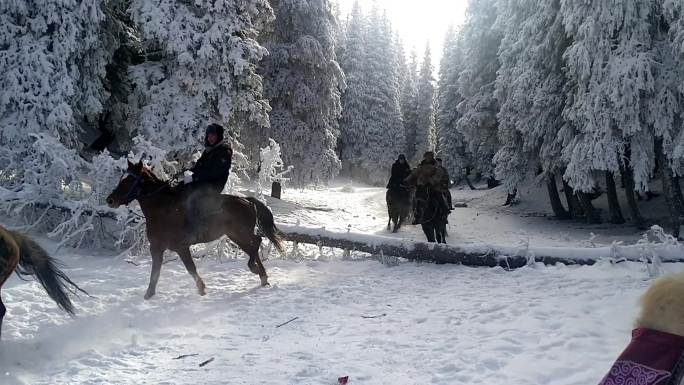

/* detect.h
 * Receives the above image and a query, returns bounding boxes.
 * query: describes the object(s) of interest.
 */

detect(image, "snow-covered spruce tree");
[354,9,405,183]
[435,29,470,184]
[560,0,655,191]
[435,27,455,156]
[654,0,684,235]
[248,0,345,186]
[560,0,658,225]
[127,0,273,176]
[337,1,367,178]
[411,45,436,166]
[494,0,572,215]
[456,0,502,184]
[401,50,419,164]
[0,0,137,247]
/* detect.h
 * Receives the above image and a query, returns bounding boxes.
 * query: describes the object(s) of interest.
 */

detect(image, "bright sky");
[335,0,469,71]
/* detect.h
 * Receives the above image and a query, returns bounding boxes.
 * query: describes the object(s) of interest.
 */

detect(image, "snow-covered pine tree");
[247,0,345,185]
[338,1,367,178]
[494,0,571,213]
[401,50,419,164]
[354,8,405,183]
[435,28,469,184]
[653,0,684,235]
[456,0,502,183]
[411,45,437,166]
[659,0,684,168]
[435,27,456,155]
[0,0,128,246]
[560,0,656,192]
[127,0,273,174]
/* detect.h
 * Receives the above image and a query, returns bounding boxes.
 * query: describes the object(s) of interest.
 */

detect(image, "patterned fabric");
[599,361,670,385]
[599,328,684,385]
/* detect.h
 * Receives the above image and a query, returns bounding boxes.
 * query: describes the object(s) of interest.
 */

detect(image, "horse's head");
[106,160,158,208]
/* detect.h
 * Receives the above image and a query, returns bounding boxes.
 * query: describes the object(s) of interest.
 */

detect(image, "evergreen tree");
[435,28,469,182]
[494,0,569,195]
[338,5,404,183]
[401,50,419,162]
[127,0,273,169]
[412,45,437,166]
[560,0,657,192]
[358,9,404,182]
[0,0,116,197]
[338,1,367,176]
[249,0,345,185]
[456,0,502,181]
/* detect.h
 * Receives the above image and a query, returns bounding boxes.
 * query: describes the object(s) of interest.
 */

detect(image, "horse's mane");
[140,166,177,194]
[140,166,167,184]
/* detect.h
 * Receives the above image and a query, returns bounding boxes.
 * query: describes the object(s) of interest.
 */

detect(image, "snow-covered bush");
[257,139,293,197]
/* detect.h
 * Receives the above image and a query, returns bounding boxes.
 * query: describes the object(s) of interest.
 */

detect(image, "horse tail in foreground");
[246,197,284,253]
[598,272,684,385]
[14,232,88,315]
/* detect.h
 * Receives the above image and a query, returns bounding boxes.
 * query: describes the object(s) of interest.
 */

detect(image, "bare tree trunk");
[503,189,517,206]
[271,182,282,199]
[464,167,476,190]
[563,180,584,218]
[279,225,684,267]
[577,191,601,224]
[487,177,500,189]
[621,165,646,229]
[675,176,684,215]
[548,175,570,219]
[658,149,684,239]
[605,171,625,224]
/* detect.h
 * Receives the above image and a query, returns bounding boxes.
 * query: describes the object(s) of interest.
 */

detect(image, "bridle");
[117,171,168,204]
[119,172,144,205]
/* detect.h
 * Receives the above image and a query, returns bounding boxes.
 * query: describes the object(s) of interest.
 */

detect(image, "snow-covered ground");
[1,183,682,384]
[274,180,661,247]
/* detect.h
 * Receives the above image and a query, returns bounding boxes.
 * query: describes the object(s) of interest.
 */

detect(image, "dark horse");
[0,225,87,339]
[414,186,448,243]
[106,160,284,299]
[386,185,411,233]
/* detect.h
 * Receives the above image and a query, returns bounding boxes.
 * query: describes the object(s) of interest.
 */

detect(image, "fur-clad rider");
[405,151,449,224]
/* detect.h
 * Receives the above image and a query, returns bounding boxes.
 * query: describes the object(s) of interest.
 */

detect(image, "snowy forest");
[3,0,684,248]
[7,1,684,384]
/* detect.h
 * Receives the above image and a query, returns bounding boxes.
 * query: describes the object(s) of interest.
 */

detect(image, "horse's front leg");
[177,247,206,296]
[144,244,164,300]
[0,295,5,340]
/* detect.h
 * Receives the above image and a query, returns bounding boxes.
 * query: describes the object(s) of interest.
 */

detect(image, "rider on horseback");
[405,151,449,225]
[387,154,411,190]
[182,123,233,237]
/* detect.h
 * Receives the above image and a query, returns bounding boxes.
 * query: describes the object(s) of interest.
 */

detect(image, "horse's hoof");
[144,292,155,300]
[260,276,269,286]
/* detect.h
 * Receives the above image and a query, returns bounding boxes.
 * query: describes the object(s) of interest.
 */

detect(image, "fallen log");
[276,224,684,268]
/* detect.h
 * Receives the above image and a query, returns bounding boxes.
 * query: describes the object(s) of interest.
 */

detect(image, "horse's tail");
[247,197,284,253]
[14,232,88,316]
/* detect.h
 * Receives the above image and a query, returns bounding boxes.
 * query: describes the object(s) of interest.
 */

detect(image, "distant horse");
[386,185,411,233]
[106,160,284,300]
[414,186,448,243]
[0,225,87,339]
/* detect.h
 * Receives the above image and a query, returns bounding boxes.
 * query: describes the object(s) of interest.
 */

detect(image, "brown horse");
[0,225,87,339]
[106,160,284,299]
